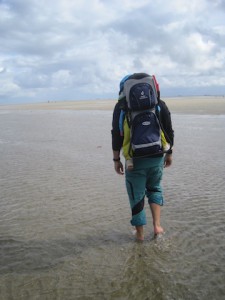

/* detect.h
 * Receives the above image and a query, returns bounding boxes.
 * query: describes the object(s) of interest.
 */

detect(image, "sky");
[0,0,225,104]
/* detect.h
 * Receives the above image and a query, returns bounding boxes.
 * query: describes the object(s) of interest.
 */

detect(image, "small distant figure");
[111,73,174,241]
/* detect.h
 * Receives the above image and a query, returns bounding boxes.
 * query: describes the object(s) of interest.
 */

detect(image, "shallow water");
[0,110,225,300]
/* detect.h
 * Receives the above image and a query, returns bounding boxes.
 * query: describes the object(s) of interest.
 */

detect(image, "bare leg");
[149,203,164,235]
[135,225,144,241]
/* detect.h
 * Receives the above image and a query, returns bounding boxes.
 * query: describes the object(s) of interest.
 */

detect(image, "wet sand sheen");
[0,99,225,299]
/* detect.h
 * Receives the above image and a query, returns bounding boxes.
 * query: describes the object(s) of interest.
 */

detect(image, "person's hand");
[114,161,124,175]
[164,154,173,168]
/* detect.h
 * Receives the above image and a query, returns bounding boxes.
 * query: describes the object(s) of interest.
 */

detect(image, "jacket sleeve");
[111,102,124,151]
[158,100,174,147]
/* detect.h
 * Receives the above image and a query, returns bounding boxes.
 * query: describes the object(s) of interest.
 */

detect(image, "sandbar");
[0,96,225,115]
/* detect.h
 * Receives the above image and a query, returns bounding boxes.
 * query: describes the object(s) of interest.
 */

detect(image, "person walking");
[111,73,174,241]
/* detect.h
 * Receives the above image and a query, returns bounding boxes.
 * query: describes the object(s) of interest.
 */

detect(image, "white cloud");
[0,0,225,103]
[0,67,6,73]
[165,0,207,14]
[0,80,20,97]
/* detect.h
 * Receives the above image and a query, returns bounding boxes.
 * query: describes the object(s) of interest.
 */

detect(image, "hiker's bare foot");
[135,231,144,241]
[154,225,164,236]
[135,226,144,241]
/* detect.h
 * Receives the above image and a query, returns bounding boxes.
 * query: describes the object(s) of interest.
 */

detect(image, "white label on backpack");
[140,91,148,100]
[142,121,151,126]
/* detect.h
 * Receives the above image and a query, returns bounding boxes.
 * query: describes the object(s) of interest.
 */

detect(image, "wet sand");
[1,96,225,114]
[0,104,225,299]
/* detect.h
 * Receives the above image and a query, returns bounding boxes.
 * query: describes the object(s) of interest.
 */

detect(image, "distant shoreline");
[1,96,225,115]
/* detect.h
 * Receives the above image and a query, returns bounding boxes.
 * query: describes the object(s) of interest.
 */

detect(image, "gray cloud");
[0,0,225,103]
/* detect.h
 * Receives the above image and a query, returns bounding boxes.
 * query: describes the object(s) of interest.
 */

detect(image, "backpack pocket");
[131,112,162,157]
[129,83,157,111]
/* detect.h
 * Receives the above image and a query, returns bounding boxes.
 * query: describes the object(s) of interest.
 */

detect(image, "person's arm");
[111,102,124,175]
[112,150,124,175]
[159,100,174,168]
[164,153,173,168]
[159,100,174,146]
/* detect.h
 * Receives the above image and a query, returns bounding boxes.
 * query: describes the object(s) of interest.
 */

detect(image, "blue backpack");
[119,73,167,157]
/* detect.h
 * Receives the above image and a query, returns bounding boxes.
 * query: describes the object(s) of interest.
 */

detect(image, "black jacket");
[111,99,174,152]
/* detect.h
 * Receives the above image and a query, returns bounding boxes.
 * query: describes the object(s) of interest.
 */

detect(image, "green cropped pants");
[125,156,164,226]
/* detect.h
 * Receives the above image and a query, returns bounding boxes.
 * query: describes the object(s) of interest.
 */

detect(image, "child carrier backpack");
[119,73,169,158]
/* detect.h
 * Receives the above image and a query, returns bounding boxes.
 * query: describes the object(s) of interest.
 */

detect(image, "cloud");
[0,0,225,103]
